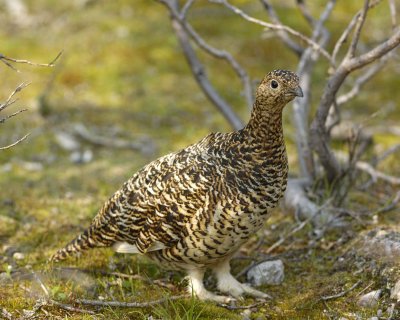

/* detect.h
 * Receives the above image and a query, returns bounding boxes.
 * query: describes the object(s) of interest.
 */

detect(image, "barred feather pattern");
[51,70,301,272]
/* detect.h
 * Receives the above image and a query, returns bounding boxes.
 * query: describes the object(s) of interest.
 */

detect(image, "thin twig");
[345,0,370,60]
[388,0,397,29]
[49,300,96,315]
[0,51,63,72]
[356,161,400,185]
[217,300,268,310]
[0,82,30,112]
[181,0,196,18]
[209,0,333,64]
[76,294,188,308]
[158,0,243,129]
[0,133,30,150]
[0,108,27,124]
[296,0,316,27]
[72,123,155,154]
[375,191,400,214]
[336,52,392,106]
[321,280,362,301]
[331,0,383,64]
[260,0,304,56]
[375,143,400,164]
[160,0,253,109]
[292,0,335,180]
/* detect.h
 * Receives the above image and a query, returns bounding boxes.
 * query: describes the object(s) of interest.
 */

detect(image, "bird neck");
[242,101,285,147]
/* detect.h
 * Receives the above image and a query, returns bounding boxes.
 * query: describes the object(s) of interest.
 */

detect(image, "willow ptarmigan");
[51,69,303,302]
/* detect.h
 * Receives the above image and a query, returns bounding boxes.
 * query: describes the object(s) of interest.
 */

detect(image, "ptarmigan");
[51,70,303,303]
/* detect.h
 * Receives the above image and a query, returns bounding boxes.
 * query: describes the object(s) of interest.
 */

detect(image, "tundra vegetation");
[0,0,399,319]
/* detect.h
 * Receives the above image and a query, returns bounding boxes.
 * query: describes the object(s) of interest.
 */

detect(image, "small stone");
[247,259,284,286]
[241,309,252,320]
[369,317,378,320]
[357,290,381,308]
[12,252,25,260]
[55,131,80,151]
[390,279,400,302]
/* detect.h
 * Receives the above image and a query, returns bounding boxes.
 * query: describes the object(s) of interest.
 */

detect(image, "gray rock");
[247,260,284,286]
[357,290,381,308]
[12,252,25,260]
[390,279,400,302]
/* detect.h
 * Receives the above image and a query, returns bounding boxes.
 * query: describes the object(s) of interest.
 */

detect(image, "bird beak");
[291,86,303,97]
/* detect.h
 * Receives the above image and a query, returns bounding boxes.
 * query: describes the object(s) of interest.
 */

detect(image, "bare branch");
[321,280,362,301]
[337,52,392,106]
[0,108,27,124]
[345,27,400,71]
[260,0,304,56]
[158,0,244,130]
[0,82,30,112]
[345,0,370,60]
[75,295,188,308]
[170,1,254,109]
[375,143,400,164]
[356,161,400,185]
[332,14,359,66]
[332,0,384,65]
[209,0,334,64]
[181,0,195,18]
[50,300,96,315]
[311,25,400,181]
[388,0,397,29]
[376,190,400,214]
[0,51,63,72]
[296,0,316,27]
[292,0,335,180]
[0,133,30,150]
[217,300,268,310]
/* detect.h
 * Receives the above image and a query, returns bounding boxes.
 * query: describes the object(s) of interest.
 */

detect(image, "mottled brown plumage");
[51,70,303,302]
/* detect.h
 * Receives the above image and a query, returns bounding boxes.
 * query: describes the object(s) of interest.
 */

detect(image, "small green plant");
[151,292,205,320]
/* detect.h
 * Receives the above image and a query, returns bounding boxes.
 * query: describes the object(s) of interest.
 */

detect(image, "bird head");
[256,70,303,111]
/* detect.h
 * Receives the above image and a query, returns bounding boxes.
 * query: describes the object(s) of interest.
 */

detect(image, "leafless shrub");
[0,52,62,150]
[158,0,400,223]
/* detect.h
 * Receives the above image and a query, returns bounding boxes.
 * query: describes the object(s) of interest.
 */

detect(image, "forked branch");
[310,1,400,181]
[158,0,243,129]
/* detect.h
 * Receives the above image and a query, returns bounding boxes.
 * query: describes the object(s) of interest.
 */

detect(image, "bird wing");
[96,133,222,254]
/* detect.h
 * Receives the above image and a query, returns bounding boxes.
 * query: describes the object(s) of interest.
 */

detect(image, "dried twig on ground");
[217,300,268,310]
[72,123,156,155]
[76,294,188,308]
[321,280,362,301]
[49,300,96,315]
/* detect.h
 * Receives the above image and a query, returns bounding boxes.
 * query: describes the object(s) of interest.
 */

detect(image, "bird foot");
[193,289,236,304]
[217,274,271,299]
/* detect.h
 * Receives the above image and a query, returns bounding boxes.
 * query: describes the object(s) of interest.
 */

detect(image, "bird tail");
[50,224,108,262]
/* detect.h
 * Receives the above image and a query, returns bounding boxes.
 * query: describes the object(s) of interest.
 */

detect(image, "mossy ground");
[1,1,399,319]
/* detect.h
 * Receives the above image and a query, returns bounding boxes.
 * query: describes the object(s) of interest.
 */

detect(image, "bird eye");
[271,80,279,89]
